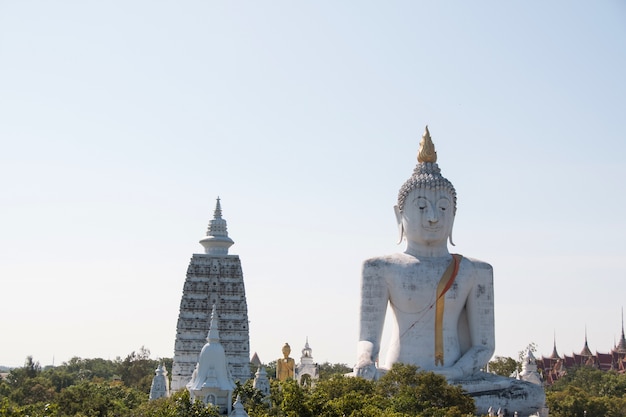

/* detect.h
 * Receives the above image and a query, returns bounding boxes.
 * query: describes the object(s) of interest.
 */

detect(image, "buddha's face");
[396,187,454,248]
[282,345,291,358]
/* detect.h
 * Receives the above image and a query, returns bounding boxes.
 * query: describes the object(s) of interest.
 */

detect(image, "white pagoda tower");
[171,198,251,390]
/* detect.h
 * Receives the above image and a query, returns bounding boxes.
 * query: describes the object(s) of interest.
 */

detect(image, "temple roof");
[250,352,262,366]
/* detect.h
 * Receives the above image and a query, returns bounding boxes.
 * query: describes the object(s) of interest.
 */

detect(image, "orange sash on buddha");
[435,254,462,366]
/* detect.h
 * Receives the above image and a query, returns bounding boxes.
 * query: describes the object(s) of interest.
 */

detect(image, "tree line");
[3,349,626,416]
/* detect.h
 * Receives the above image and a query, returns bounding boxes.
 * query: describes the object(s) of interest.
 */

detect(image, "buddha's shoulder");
[459,256,493,282]
[363,253,417,268]
[363,254,492,274]
[459,255,493,273]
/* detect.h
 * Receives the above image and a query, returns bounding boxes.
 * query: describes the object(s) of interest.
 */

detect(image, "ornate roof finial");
[214,197,223,218]
[550,331,560,359]
[616,307,626,353]
[581,326,592,356]
[417,125,437,163]
[302,337,312,357]
[199,197,234,255]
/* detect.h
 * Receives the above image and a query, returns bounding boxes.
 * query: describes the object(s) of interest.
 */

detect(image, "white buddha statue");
[354,127,546,417]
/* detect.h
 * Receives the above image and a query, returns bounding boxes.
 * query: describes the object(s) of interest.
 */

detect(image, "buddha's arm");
[356,260,389,371]
[449,262,495,379]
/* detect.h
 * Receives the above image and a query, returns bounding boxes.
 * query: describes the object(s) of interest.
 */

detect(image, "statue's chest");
[387,263,470,313]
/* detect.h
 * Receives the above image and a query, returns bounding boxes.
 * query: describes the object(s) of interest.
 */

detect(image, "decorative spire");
[616,308,626,353]
[417,125,437,163]
[199,197,235,255]
[302,337,312,358]
[580,327,592,356]
[231,395,250,416]
[550,332,560,359]
[208,304,220,343]
[214,197,223,218]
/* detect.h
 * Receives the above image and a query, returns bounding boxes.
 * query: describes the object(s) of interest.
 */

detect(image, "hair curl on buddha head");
[397,126,457,214]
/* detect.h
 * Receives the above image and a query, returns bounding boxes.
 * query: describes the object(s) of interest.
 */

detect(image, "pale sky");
[1,1,625,369]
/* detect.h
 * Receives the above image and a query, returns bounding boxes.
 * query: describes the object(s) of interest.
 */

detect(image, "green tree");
[42,356,120,391]
[262,363,474,417]
[233,379,270,416]
[376,363,475,417]
[264,361,277,379]
[278,379,312,417]
[307,374,376,417]
[0,351,178,417]
[546,366,626,417]
[55,380,145,417]
[133,390,220,417]
[117,346,160,393]
[44,366,77,392]
[5,356,41,387]
[10,375,55,405]
[317,362,352,380]
[488,356,519,377]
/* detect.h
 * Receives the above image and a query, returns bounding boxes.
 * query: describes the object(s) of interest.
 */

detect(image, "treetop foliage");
[0,355,478,417]
[6,350,626,417]
[545,366,626,417]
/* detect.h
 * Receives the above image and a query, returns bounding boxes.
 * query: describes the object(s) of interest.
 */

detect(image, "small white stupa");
[252,365,270,397]
[518,349,549,417]
[518,348,542,386]
[187,304,236,414]
[149,363,170,400]
[229,395,249,417]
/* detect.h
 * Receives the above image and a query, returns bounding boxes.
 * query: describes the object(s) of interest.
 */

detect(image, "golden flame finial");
[417,125,437,163]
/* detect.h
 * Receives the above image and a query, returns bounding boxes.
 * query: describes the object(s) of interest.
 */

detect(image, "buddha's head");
[282,343,291,358]
[395,126,457,248]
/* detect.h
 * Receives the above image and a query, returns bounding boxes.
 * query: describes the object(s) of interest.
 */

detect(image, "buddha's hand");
[434,366,464,381]
[354,362,377,380]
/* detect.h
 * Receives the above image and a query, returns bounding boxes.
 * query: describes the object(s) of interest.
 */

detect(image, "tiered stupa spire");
[199,197,234,255]
[207,304,220,343]
[616,308,626,353]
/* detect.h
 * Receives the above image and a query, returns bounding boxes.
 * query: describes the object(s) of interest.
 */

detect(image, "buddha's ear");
[448,216,456,246]
[394,205,404,244]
